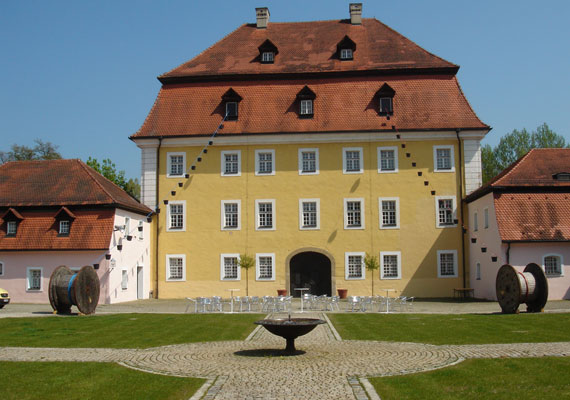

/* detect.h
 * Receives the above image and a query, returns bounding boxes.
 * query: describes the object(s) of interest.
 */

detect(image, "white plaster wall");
[467,192,504,299]
[463,139,482,194]
[107,209,151,303]
[140,145,158,210]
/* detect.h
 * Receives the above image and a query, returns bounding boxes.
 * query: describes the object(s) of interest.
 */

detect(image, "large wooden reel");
[495,263,548,314]
[48,265,100,315]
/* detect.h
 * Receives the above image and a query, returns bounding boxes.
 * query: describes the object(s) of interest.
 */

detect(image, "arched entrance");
[289,251,332,297]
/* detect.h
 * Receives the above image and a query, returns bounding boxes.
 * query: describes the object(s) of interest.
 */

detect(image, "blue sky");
[1,0,568,179]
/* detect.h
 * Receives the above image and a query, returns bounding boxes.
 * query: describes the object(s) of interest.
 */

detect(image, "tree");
[86,157,140,200]
[238,254,255,296]
[482,123,569,184]
[0,139,62,164]
[364,253,380,296]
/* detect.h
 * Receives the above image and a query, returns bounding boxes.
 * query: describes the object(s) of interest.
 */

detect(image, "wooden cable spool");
[48,265,100,315]
[495,263,548,314]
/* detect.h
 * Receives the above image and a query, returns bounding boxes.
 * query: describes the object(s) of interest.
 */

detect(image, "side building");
[0,159,152,304]
[466,148,570,300]
[131,5,489,299]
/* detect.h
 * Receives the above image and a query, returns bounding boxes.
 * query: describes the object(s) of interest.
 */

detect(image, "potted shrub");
[239,253,255,296]
[365,253,380,296]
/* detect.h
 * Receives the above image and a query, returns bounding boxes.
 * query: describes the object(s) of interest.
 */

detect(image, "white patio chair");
[404,296,414,312]
[185,297,198,313]
[360,296,373,312]
[239,296,251,312]
[211,296,224,312]
[250,296,261,312]
[329,295,341,311]
[346,296,361,312]
[261,296,275,312]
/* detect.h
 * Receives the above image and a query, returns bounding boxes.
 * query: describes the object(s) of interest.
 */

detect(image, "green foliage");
[371,357,570,400]
[364,253,380,295]
[0,362,204,400]
[86,157,140,200]
[0,139,62,163]
[239,254,256,296]
[482,123,569,184]
[329,313,570,345]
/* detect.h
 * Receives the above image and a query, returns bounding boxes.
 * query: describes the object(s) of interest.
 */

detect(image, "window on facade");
[476,262,481,280]
[296,86,316,118]
[27,268,42,290]
[379,97,393,114]
[474,211,479,231]
[168,153,185,177]
[121,269,128,290]
[138,221,144,240]
[434,146,454,171]
[437,198,455,226]
[222,255,239,280]
[484,208,489,229]
[256,200,275,230]
[255,150,274,175]
[544,255,562,275]
[380,199,399,229]
[222,151,241,176]
[6,221,17,236]
[381,252,401,279]
[438,251,457,278]
[168,203,184,231]
[378,147,398,173]
[258,39,278,64]
[167,256,184,280]
[345,199,363,229]
[257,254,274,280]
[225,102,238,119]
[344,149,362,173]
[59,220,70,235]
[223,202,239,229]
[346,254,364,279]
[299,149,318,174]
[261,51,274,63]
[300,99,313,116]
[340,48,353,60]
[0,261,4,276]
[300,200,318,229]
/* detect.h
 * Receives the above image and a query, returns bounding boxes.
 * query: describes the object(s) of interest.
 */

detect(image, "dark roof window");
[296,86,316,118]
[337,35,356,60]
[375,83,396,117]
[221,88,243,120]
[258,39,278,64]
[2,208,23,237]
[553,172,570,181]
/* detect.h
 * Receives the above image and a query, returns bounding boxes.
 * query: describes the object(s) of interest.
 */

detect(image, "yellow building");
[131,5,489,299]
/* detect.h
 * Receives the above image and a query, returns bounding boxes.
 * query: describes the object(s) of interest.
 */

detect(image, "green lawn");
[329,313,570,344]
[371,357,570,400]
[0,361,204,400]
[0,313,262,348]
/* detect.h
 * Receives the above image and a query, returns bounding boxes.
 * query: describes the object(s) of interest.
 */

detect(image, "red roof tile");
[0,159,151,215]
[494,193,570,242]
[160,19,457,80]
[0,208,114,250]
[132,75,487,138]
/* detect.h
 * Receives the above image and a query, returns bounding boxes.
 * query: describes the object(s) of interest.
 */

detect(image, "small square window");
[343,147,363,174]
[226,102,238,120]
[298,148,319,175]
[300,100,313,116]
[378,147,398,173]
[544,255,563,276]
[261,52,274,63]
[221,151,241,176]
[166,255,186,281]
[379,97,393,114]
[167,152,186,177]
[434,146,455,172]
[255,149,275,176]
[59,220,70,235]
[221,255,240,280]
[340,48,353,60]
[6,221,17,236]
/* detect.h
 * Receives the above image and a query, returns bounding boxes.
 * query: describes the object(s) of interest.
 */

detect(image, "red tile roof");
[0,159,151,215]
[494,193,570,242]
[0,208,114,250]
[132,75,487,138]
[160,19,457,81]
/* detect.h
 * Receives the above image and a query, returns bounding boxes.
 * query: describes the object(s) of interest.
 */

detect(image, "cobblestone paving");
[1,312,569,399]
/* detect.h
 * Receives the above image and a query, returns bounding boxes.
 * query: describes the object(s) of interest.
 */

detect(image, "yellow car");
[0,288,9,308]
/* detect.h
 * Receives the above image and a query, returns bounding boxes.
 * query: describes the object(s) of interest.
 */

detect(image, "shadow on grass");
[234,349,306,357]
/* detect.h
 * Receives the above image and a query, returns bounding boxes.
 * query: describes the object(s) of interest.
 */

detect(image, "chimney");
[256,7,270,29]
[349,3,362,25]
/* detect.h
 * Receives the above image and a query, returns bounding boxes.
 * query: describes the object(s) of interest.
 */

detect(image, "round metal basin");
[254,318,326,353]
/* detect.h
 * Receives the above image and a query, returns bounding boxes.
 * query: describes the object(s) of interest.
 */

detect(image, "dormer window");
[336,35,356,60]
[296,86,316,118]
[6,221,17,236]
[553,172,570,181]
[59,220,70,235]
[2,208,23,237]
[54,206,76,236]
[258,39,278,64]
[221,88,243,121]
[375,83,396,117]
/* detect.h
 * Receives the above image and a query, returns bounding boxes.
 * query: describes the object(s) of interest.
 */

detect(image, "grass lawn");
[328,313,570,344]
[0,361,204,400]
[370,357,570,400]
[0,313,263,348]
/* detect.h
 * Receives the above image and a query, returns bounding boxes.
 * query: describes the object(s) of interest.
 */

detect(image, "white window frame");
[121,268,128,290]
[340,48,353,60]
[0,261,4,276]
[166,151,186,178]
[476,262,481,280]
[543,254,564,277]
[6,221,17,235]
[59,220,70,235]
[473,211,479,232]
[299,198,320,230]
[166,254,186,281]
[261,51,274,62]
[344,198,365,230]
[433,145,455,172]
[435,196,457,228]
[379,97,393,114]
[254,149,275,176]
[26,267,43,291]
[437,250,458,278]
[256,253,275,281]
[377,146,398,173]
[298,148,319,175]
[220,150,242,177]
[138,220,144,241]
[220,200,241,231]
[343,147,363,174]
[300,99,313,115]
[220,253,241,281]
[345,252,365,280]
[225,102,238,119]
[167,201,186,232]
[380,251,402,280]
[484,208,489,229]
[379,197,400,229]
[255,199,276,231]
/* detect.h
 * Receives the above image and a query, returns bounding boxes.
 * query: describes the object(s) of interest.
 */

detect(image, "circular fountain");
[254,316,325,354]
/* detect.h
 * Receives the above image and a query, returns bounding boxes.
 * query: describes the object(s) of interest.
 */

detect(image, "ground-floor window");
[543,254,563,276]
[256,253,275,280]
[221,254,240,280]
[380,251,401,279]
[345,252,365,279]
[437,250,458,278]
[121,269,128,290]
[166,255,186,281]
[26,267,42,291]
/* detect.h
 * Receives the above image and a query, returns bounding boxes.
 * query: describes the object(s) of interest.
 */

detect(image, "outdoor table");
[383,289,397,313]
[295,288,310,312]
[227,288,240,313]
